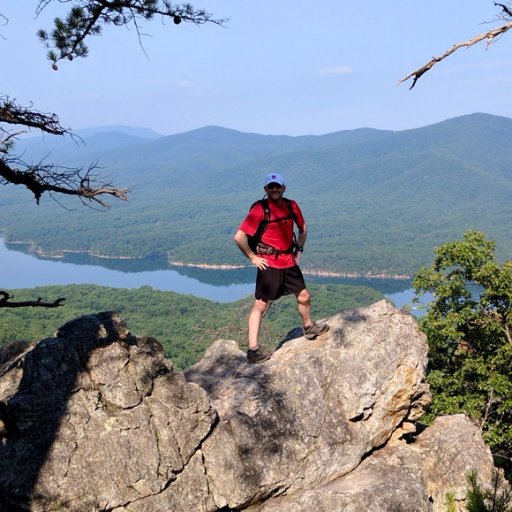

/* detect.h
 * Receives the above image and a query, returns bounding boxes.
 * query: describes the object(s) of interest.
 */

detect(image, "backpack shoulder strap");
[283,198,297,223]
[248,199,270,246]
[255,197,296,224]
[249,198,270,217]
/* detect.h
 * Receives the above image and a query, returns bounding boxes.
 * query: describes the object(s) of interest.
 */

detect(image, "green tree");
[414,231,512,461]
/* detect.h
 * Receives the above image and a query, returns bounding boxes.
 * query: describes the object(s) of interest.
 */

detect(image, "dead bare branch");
[0,97,68,135]
[399,21,512,89]
[503,323,512,346]
[495,2,512,18]
[0,291,65,308]
[0,94,127,206]
[0,157,130,205]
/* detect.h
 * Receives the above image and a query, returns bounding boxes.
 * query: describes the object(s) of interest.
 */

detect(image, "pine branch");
[36,0,228,66]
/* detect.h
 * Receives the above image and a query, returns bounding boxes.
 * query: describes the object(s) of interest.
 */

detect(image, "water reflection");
[1,238,420,308]
[0,239,253,302]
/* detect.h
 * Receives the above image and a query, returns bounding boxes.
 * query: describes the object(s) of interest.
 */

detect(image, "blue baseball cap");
[264,173,285,187]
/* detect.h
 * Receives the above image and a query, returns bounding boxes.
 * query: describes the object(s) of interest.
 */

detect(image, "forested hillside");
[2,113,512,276]
[0,283,383,368]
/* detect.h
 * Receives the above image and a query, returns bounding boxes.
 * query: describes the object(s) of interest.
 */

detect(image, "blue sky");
[2,1,512,136]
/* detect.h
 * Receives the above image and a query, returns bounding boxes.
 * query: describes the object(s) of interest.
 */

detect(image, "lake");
[0,238,424,311]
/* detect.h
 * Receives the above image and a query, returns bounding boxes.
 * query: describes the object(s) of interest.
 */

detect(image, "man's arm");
[234,230,269,270]
[297,222,307,248]
[294,222,307,264]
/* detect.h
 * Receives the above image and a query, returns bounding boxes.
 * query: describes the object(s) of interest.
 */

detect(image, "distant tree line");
[0,282,382,368]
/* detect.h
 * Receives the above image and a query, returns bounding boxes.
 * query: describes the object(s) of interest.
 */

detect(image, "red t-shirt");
[239,198,305,269]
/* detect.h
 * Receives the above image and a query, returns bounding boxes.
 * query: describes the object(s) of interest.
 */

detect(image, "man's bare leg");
[248,298,269,350]
[296,288,329,339]
[296,288,312,328]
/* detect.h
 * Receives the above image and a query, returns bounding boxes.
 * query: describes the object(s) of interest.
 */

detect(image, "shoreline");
[169,260,410,280]
[3,237,411,281]
[5,240,143,261]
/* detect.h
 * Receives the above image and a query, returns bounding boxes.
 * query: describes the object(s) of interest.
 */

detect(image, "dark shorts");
[255,265,306,301]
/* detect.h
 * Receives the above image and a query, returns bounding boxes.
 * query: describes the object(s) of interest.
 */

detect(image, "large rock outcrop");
[0,301,498,511]
[185,299,430,509]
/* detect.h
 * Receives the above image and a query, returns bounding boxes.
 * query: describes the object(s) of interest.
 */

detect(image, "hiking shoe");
[303,322,329,340]
[247,348,271,364]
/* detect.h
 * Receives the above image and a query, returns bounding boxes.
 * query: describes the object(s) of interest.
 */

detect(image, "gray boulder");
[245,414,495,512]
[0,312,217,511]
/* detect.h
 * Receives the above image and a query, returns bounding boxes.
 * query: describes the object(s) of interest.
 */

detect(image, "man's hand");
[250,254,269,270]
[294,250,302,265]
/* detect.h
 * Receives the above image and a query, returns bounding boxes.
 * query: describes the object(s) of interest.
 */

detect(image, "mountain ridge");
[3,112,512,276]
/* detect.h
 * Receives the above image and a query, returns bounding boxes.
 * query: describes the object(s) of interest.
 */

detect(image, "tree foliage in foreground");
[414,231,512,459]
[466,469,512,512]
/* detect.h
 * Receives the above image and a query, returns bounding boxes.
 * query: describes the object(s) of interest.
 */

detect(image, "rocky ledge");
[0,301,497,511]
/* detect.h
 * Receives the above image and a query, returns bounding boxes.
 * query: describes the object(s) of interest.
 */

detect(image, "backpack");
[247,198,297,256]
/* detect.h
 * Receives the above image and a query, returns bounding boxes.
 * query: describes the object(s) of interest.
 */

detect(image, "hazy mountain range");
[2,112,512,276]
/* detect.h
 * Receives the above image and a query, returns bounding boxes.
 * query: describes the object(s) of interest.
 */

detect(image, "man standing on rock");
[234,172,329,364]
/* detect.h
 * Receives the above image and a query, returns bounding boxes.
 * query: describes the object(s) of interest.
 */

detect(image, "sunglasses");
[266,183,283,189]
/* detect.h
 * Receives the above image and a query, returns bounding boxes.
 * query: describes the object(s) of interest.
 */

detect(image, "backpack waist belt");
[256,242,296,257]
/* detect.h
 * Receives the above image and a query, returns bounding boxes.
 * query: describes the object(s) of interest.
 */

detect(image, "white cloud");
[175,80,194,89]
[319,65,352,77]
